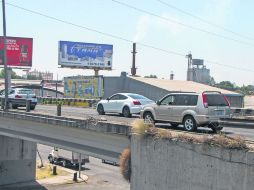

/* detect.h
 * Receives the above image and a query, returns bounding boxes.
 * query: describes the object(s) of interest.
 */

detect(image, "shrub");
[120,148,131,182]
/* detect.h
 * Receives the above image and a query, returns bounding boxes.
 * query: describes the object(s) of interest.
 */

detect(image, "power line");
[205,60,254,72]
[5,2,186,58]
[111,0,254,47]
[156,0,254,41]
[5,2,254,73]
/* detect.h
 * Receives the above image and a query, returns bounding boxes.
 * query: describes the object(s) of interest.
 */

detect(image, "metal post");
[2,0,8,111]
[94,69,99,76]
[1,98,4,109]
[57,104,61,116]
[55,82,58,98]
[53,166,57,175]
[56,74,58,98]
[78,153,81,178]
[26,100,31,112]
[73,172,77,181]
[41,81,44,97]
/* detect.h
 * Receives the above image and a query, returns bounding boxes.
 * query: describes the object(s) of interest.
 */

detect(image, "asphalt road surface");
[37,144,130,190]
[17,105,254,141]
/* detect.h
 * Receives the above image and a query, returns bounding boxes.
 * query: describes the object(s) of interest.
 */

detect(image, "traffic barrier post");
[26,100,31,112]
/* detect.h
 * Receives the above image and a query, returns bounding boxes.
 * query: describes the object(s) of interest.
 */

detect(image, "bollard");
[57,104,61,116]
[73,172,77,181]
[53,166,57,175]
[26,100,31,112]
[1,98,4,110]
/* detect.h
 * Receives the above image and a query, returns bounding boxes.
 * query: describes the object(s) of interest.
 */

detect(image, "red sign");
[0,36,33,67]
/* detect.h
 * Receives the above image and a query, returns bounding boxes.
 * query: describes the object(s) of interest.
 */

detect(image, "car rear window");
[206,94,228,106]
[18,89,33,94]
[128,94,148,100]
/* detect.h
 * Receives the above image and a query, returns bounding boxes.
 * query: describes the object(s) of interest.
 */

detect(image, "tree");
[214,81,236,91]
[208,77,216,86]
[0,69,23,79]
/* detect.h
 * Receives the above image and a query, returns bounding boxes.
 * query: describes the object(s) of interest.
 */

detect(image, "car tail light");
[133,100,141,105]
[223,95,231,107]
[15,95,22,98]
[202,93,208,108]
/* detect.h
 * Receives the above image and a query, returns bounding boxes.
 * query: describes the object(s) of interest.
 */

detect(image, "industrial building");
[103,72,243,108]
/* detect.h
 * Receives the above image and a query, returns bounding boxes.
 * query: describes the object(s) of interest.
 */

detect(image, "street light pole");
[2,0,8,110]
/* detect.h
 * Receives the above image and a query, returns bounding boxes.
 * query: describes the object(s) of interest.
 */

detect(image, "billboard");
[0,36,33,67]
[58,41,113,70]
[64,76,103,99]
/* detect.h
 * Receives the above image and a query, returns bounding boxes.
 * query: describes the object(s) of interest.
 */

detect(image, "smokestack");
[131,43,137,76]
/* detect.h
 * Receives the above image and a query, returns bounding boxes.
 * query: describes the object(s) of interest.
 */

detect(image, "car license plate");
[216,110,224,116]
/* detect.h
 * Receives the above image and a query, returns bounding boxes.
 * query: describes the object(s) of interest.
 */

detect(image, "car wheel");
[143,112,155,124]
[209,123,223,133]
[30,105,35,110]
[8,102,14,109]
[12,105,18,109]
[48,156,54,164]
[122,106,131,118]
[183,116,197,132]
[97,104,105,115]
[62,160,68,167]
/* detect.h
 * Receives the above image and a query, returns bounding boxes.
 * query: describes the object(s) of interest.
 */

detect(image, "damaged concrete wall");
[0,135,36,186]
[131,135,254,190]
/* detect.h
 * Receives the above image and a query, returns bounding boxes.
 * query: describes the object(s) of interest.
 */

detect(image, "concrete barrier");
[0,111,130,165]
[131,135,254,190]
[231,107,254,117]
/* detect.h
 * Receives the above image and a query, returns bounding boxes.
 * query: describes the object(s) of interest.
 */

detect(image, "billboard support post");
[94,69,99,76]
[2,0,8,111]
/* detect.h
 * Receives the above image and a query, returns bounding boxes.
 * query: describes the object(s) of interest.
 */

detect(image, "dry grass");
[132,119,153,135]
[202,135,248,150]
[36,162,70,180]
[119,148,131,182]
[131,119,250,150]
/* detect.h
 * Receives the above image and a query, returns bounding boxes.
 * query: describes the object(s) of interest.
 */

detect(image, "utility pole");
[2,0,8,110]
[131,43,137,76]
[186,52,192,81]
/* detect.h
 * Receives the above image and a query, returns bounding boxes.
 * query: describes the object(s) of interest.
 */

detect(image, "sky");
[0,0,254,85]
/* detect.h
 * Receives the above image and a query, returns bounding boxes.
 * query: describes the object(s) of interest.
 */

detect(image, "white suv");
[140,91,231,132]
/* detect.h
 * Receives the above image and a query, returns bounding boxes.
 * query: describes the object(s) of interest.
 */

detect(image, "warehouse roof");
[130,77,242,96]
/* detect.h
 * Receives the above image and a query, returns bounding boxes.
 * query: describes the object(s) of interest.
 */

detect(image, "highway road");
[13,104,254,140]
[37,144,130,190]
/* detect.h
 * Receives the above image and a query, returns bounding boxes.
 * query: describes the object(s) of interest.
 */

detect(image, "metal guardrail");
[220,118,254,129]
[230,107,254,117]
[37,97,99,107]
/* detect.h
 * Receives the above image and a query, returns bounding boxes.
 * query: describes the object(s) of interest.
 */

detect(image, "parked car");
[140,91,231,132]
[0,88,37,110]
[96,93,155,117]
[48,147,89,168]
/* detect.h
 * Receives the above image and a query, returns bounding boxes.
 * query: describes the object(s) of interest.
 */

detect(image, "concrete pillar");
[0,135,36,186]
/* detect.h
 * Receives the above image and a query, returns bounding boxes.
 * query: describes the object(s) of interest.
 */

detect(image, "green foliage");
[27,74,43,80]
[209,78,254,95]
[214,81,236,91]
[0,69,23,79]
